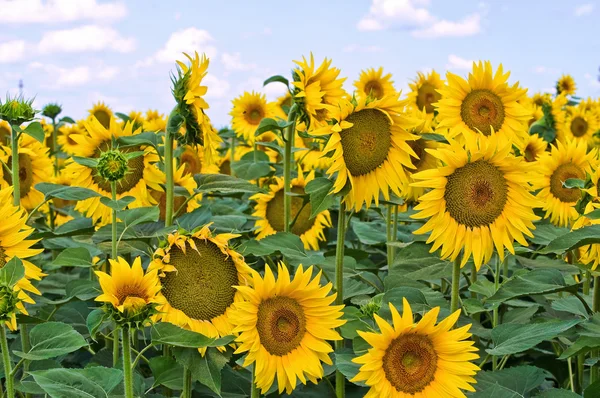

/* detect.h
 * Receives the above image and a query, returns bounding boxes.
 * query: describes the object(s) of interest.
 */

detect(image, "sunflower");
[558,105,599,148]
[274,92,293,120]
[180,143,220,176]
[354,67,396,100]
[573,169,600,269]
[127,110,144,124]
[230,263,345,395]
[149,225,253,353]
[0,134,53,210]
[143,109,167,133]
[0,187,46,330]
[230,92,276,143]
[519,133,548,163]
[57,123,85,155]
[51,169,77,226]
[95,256,160,319]
[436,61,531,145]
[88,101,113,129]
[313,95,418,211]
[352,298,479,398]
[251,168,331,250]
[294,130,332,171]
[532,92,551,107]
[62,117,159,226]
[532,139,596,228]
[411,134,540,269]
[556,74,577,96]
[408,70,444,115]
[293,53,347,130]
[40,118,54,149]
[0,120,11,145]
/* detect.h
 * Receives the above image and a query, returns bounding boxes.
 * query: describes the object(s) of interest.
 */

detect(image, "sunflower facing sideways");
[354,67,396,100]
[0,120,11,145]
[0,187,46,330]
[407,70,444,115]
[313,95,419,211]
[411,134,540,269]
[0,133,53,210]
[251,168,331,250]
[518,133,548,163]
[558,104,598,148]
[533,139,597,228]
[88,101,113,129]
[230,263,345,395]
[352,298,479,398]
[149,224,253,354]
[556,74,577,96]
[572,168,600,270]
[57,123,85,155]
[436,61,531,145]
[230,91,276,143]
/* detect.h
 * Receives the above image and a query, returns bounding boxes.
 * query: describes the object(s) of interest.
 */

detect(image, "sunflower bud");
[97,149,128,182]
[360,298,382,319]
[42,103,62,120]
[0,96,37,125]
[0,286,19,323]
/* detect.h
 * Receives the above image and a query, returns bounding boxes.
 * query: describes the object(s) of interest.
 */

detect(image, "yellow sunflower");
[533,139,597,227]
[230,263,345,395]
[62,117,159,226]
[127,111,144,125]
[57,123,85,155]
[573,169,600,269]
[95,256,161,317]
[532,92,551,107]
[274,92,293,120]
[149,225,253,354]
[352,298,479,398]
[230,91,276,143]
[51,169,76,227]
[408,70,444,115]
[0,134,53,210]
[143,109,167,133]
[558,105,599,148]
[411,134,540,269]
[293,53,347,129]
[313,95,419,211]
[518,133,548,163]
[251,168,331,250]
[294,130,332,171]
[88,101,113,129]
[255,131,283,163]
[436,61,531,145]
[354,67,396,100]
[0,187,46,330]
[556,74,577,96]
[180,143,220,176]
[0,120,12,145]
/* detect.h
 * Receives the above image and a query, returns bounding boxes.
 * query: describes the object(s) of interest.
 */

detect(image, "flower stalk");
[335,199,347,398]
[122,327,134,398]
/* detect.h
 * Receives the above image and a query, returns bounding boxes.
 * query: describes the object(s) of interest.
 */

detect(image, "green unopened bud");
[0,96,37,125]
[171,69,205,146]
[42,103,62,119]
[360,299,382,319]
[97,149,128,182]
[0,286,19,321]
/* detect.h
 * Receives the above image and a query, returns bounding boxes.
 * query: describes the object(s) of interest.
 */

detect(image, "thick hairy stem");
[335,200,347,398]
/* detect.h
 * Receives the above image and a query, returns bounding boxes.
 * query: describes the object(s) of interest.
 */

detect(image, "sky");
[0,0,599,128]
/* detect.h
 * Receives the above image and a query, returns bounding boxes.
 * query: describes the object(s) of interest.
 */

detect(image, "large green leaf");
[151,322,234,348]
[559,335,600,359]
[149,356,183,390]
[49,248,93,269]
[487,269,578,304]
[351,219,387,245]
[335,349,364,387]
[23,121,45,143]
[390,243,453,281]
[540,225,600,254]
[194,173,261,195]
[487,320,581,356]
[35,183,102,201]
[30,367,123,398]
[232,158,272,180]
[14,322,88,360]
[471,366,549,397]
[173,347,229,395]
[117,206,159,229]
[304,177,335,218]
[0,257,25,288]
[538,389,583,398]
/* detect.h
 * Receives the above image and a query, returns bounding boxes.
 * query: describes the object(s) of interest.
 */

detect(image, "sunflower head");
[0,96,37,125]
[354,67,396,100]
[556,74,577,96]
[95,257,161,327]
[558,104,599,148]
[88,102,113,129]
[230,91,275,143]
[408,70,444,114]
[0,120,11,144]
[42,103,62,120]
[519,133,548,162]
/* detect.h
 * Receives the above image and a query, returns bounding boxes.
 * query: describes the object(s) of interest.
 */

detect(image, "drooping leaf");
[14,322,88,360]
[540,225,600,254]
[263,75,289,88]
[151,322,234,348]
[194,173,261,195]
[304,177,335,218]
[149,356,183,390]
[173,347,229,395]
[487,269,578,304]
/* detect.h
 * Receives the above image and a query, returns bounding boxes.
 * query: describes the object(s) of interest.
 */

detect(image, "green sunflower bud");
[0,96,37,125]
[42,103,62,120]
[360,298,382,319]
[171,72,205,147]
[0,286,19,322]
[97,149,129,182]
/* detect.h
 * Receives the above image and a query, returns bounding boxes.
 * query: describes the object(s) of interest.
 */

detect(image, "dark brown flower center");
[265,186,315,235]
[220,160,231,175]
[461,89,505,136]
[256,296,306,356]
[417,82,441,114]
[244,106,265,126]
[181,148,201,175]
[151,190,187,221]
[364,80,384,99]
[550,163,585,203]
[94,110,111,129]
[383,334,438,394]
[3,153,33,198]
[570,116,589,138]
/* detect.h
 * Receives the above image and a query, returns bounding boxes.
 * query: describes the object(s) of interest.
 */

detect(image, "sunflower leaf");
[539,225,600,254]
[563,178,585,189]
[0,257,25,288]
[86,309,109,341]
[35,183,102,201]
[72,156,99,168]
[23,121,45,143]
[99,196,135,211]
[13,322,88,360]
[472,365,549,397]
[194,173,261,195]
[149,356,183,390]
[49,247,93,269]
[263,75,289,88]
[151,322,234,348]
[487,269,579,304]
[30,367,123,398]
[305,177,335,218]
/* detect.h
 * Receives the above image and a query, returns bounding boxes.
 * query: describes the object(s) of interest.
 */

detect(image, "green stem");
[470,263,478,298]
[182,366,192,398]
[283,120,296,233]
[568,357,575,393]
[19,325,30,398]
[10,127,19,206]
[450,256,461,313]
[584,270,592,296]
[122,328,134,398]
[386,204,393,265]
[492,256,501,370]
[113,327,120,367]
[392,204,399,261]
[1,326,14,398]
[592,276,600,383]
[577,353,584,394]
[51,117,58,174]
[111,181,117,260]
[250,363,260,398]
[230,136,236,177]
[164,127,174,228]
[335,200,347,398]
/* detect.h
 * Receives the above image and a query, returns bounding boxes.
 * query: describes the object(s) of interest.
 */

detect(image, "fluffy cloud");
[221,52,256,72]
[0,40,27,63]
[574,3,594,16]
[0,0,127,23]
[532,66,559,75]
[155,28,217,63]
[38,25,135,54]
[357,0,482,38]
[28,62,119,89]
[446,54,473,70]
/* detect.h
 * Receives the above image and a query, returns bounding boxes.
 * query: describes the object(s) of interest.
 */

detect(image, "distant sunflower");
[0,120,11,145]
[230,263,345,395]
[150,225,253,354]
[558,105,598,148]
[354,67,396,100]
[412,134,540,269]
[519,133,548,163]
[532,92,552,107]
[251,168,331,250]
[436,61,531,145]
[408,70,444,115]
[556,74,577,96]
[88,102,113,129]
[63,117,159,226]
[294,131,332,171]
[58,123,84,155]
[143,109,167,133]
[180,143,220,176]
[293,53,347,129]
[352,298,479,398]
[230,91,276,143]
[313,95,418,211]
[255,131,283,163]
[574,169,600,269]
[0,134,53,210]
[533,139,596,227]
[0,187,46,330]
[127,111,144,125]
[274,92,293,120]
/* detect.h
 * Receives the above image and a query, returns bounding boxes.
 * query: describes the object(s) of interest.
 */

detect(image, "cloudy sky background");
[0,0,599,127]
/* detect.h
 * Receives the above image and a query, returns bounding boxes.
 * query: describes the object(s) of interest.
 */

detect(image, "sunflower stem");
[568,357,575,393]
[182,366,192,398]
[111,181,117,260]
[122,327,134,398]
[250,363,260,398]
[1,326,14,398]
[492,256,502,370]
[450,257,461,313]
[392,204,399,260]
[335,199,347,398]
[51,117,58,175]
[19,325,30,398]
[592,276,600,383]
[10,126,19,207]
[113,326,120,367]
[386,204,394,266]
[283,108,297,235]
[230,136,236,177]
[164,126,175,228]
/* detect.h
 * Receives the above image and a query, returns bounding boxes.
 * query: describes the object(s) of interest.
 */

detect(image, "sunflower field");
[0,51,600,398]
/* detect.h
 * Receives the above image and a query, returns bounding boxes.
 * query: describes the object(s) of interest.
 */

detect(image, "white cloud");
[0,0,127,23]
[98,67,120,81]
[28,62,119,88]
[342,44,384,53]
[38,25,135,54]
[204,74,230,99]
[154,28,217,63]
[574,3,594,17]
[446,54,473,70]
[221,52,256,71]
[241,27,272,40]
[0,40,26,63]
[357,0,482,38]
[532,66,559,75]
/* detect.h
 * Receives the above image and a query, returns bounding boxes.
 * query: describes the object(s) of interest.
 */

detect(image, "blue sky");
[1,0,599,127]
